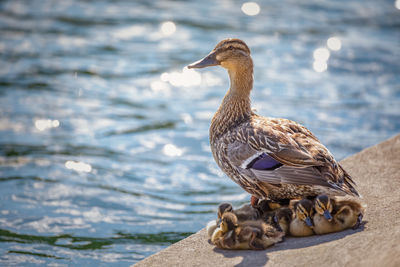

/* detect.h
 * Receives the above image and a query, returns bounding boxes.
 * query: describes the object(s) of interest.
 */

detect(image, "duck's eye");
[228,46,233,50]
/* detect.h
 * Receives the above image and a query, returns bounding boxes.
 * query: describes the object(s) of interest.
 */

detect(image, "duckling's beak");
[323,210,333,221]
[305,217,314,228]
[187,51,219,69]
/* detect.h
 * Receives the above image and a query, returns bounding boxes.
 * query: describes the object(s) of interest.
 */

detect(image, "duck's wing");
[228,140,341,190]
[226,118,359,196]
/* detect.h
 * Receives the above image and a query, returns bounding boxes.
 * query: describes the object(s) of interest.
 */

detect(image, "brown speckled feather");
[210,114,359,200]
[221,116,358,198]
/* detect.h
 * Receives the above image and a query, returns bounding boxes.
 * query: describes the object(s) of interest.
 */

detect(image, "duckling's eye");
[228,45,233,50]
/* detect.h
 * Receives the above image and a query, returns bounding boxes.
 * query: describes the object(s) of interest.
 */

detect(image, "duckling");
[257,199,290,213]
[313,195,365,235]
[313,194,334,221]
[273,207,293,235]
[217,202,260,222]
[212,212,284,250]
[258,200,280,227]
[188,39,360,206]
[212,212,250,249]
[211,212,234,246]
[289,199,315,237]
[210,202,259,240]
[257,199,292,235]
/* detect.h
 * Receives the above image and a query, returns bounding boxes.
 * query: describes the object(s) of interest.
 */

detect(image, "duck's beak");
[187,51,219,69]
[323,210,333,221]
[305,217,314,228]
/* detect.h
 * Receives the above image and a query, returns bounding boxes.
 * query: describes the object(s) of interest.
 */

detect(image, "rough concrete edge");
[133,134,400,266]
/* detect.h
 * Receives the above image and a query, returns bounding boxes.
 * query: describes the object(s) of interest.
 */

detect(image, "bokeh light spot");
[161,21,176,36]
[327,37,342,51]
[163,144,183,157]
[313,47,330,61]
[65,161,92,173]
[241,2,260,16]
[35,119,60,131]
[162,67,201,87]
[313,60,328,73]
[395,0,400,10]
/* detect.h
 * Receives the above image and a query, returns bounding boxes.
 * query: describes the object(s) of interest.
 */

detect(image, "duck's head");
[294,199,314,228]
[188,38,252,72]
[220,212,238,232]
[314,195,333,221]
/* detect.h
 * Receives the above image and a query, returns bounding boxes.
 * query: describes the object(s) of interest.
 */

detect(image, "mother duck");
[188,38,360,205]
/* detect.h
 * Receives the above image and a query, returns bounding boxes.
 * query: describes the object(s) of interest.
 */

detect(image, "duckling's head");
[276,208,293,226]
[294,199,314,228]
[220,212,238,232]
[257,199,274,213]
[188,38,252,72]
[217,202,233,219]
[314,195,333,221]
[270,208,292,233]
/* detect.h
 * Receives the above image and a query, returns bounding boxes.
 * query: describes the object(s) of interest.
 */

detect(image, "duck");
[188,38,360,206]
[212,212,284,250]
[313,195,365,235]
[289,198,315,237]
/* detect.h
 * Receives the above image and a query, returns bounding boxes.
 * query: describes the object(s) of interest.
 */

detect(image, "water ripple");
[0,0,399,265]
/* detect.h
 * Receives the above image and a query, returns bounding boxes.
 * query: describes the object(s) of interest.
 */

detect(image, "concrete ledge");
[134,134,400,267]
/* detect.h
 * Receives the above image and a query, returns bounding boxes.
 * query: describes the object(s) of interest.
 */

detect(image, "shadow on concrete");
[213,247,269,267]
[212,223,366,267]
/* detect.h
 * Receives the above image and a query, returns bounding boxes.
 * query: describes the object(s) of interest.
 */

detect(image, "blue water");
[0,0,399,265]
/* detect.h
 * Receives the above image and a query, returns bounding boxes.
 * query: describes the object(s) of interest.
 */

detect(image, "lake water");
[0,0,399,265]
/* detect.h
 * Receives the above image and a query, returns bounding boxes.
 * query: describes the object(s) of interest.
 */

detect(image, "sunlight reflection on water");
[327,37,342,51]
[0,0,399,265]
[160,21,177,36]
[65,161,92,173]
[241,2,261,16]
[34,119,60,131]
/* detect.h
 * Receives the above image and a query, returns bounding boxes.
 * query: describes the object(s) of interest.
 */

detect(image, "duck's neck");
[210,64,253,141]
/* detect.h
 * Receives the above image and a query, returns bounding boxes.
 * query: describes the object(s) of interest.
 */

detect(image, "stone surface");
[134,134,400,267]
